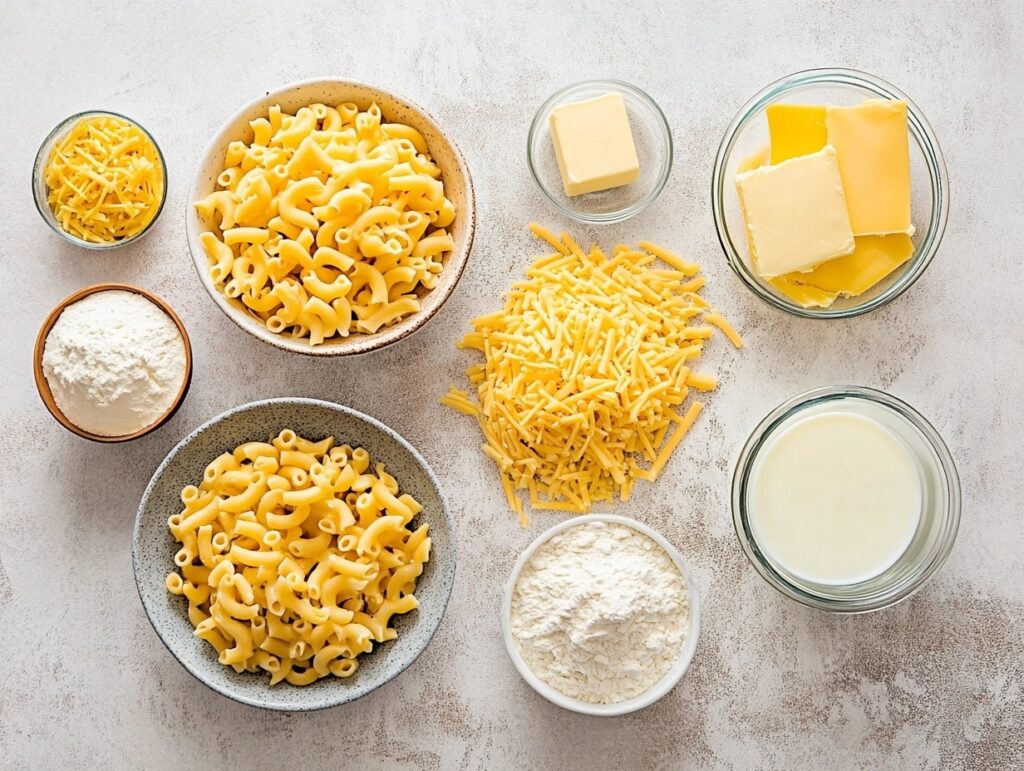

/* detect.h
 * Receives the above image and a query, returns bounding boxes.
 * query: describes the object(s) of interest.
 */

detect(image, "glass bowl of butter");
[529,80,672,224]
[731,386,961,612]
[712,69,948,318]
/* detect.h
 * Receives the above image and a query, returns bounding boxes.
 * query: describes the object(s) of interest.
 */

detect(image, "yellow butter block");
[549,93,640,197]
[772,233,915,308]
[766,104,827,164]
[826,99,912,236]
[735,145,855,278]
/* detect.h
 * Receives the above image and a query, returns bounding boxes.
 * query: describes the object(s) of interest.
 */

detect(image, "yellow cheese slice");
[766,104,827,164]
[772,234,915,308]
[825,99,912,236]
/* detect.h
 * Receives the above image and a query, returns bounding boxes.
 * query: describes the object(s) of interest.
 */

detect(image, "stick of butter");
[549,93,640,197]
[735,145,855,278]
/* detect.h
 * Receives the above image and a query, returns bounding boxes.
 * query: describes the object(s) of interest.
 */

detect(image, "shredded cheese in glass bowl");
[32,111,167,248]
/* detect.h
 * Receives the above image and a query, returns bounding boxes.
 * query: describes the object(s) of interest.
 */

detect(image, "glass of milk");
[732,386,960,612]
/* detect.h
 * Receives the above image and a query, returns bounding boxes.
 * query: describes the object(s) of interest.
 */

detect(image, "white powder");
[42,290,186,437]
[510,521,689,705]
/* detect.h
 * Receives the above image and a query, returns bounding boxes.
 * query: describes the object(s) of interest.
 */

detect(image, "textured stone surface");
[1,1,1022,768]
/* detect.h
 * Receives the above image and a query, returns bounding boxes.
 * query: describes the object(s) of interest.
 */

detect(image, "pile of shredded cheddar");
[44,114,164,243]
[442,224,742,525]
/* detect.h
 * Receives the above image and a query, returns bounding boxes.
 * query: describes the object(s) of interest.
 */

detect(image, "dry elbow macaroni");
[165,430,431,685]
[194,102,456,345]
[44,114,164,243]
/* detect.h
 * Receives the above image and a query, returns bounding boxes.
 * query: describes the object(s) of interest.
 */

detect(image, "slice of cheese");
[735,145,855,278]
[766,104,827,164]
[549,93,640,197]
[826,99,912,236]
[771,233,915,308]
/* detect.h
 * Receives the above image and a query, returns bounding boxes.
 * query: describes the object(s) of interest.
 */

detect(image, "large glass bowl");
[712,69,948,318]
[732,386,961,612]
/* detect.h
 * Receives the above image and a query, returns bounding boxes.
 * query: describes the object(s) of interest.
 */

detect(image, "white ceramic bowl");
[187,79,476,356]
[501,514,701,716]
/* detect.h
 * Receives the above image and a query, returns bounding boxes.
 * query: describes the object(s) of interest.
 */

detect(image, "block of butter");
[826,99,912,236]
[549,93,639,197]
[735,145,855,278]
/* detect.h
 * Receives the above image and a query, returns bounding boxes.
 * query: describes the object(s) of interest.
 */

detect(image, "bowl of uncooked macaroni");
[33,111,167,248]
[133,397,456,710]
[187,79,476,356]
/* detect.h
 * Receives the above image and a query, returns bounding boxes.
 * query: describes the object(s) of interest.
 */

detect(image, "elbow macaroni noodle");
[166,430,431,685]
[194,102,456,345]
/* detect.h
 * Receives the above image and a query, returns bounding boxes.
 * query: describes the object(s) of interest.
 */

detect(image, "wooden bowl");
[34,283,193,443]
[187,78,476,356]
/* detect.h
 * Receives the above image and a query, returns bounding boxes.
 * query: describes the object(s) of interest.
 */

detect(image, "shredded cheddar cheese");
[44,114,164,243]
[442,226,743,525]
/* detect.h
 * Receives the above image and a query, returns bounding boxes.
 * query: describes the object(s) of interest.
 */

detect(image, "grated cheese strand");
[441,226,743,524]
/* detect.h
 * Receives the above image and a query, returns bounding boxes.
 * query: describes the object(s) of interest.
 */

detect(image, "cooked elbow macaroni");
[194,102,456,345]
[166,430,431,685]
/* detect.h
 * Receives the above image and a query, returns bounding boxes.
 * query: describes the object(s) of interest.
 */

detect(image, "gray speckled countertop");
[1,2,1022,768]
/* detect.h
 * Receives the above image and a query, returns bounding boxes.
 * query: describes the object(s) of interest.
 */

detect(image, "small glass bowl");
[32,110,168,250]
[712,68,949,318]
[528,80,672,224]
[732,386,960,613]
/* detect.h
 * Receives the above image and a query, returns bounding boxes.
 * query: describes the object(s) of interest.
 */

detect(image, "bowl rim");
[527,78,674,225]
[32,110,168,250]
[186,77,476,357]
[711,67,950,319]
[131,396,457,711]
[500,513,701,716]
[33,283,192,443]
[731,385,961,613]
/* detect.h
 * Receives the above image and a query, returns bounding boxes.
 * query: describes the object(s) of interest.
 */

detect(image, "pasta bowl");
[187,78,476,356]
[133,397,456,710]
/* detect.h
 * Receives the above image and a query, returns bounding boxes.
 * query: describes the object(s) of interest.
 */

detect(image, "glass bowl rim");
[32,109,169,250]
[711,67,949,319]
[731,384,961,613]
[527,78,673,225]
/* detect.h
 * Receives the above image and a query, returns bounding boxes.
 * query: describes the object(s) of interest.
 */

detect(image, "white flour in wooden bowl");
[510,521,689,704]
[42,290,186,437]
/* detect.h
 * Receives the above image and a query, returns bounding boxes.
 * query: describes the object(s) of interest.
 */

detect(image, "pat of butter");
[549,93,639,197]
[771,234,915,308]
[766,104,827,164]
[826,100,912,236]
[735,145,855,278]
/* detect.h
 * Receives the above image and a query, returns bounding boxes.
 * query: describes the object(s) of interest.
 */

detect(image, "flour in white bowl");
[509,521,689,705]
[42,290,186,437]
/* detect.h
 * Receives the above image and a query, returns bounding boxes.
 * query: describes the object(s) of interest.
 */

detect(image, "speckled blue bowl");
[132,397,456,711]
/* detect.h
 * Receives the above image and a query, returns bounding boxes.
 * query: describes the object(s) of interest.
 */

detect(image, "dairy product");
[42,290,186,436]
[735,146,855,277]
[549,93,639,196]
[766,103,827,163]
[826,99,912,236]
[771,233,915,308]
[747,410,922,585]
